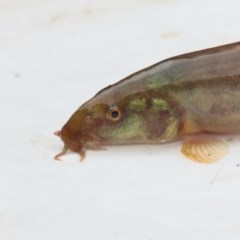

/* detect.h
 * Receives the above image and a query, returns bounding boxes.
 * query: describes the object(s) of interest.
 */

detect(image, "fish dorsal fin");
[181,136,228,164]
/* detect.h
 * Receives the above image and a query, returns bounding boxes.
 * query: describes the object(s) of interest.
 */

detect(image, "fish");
[54,42,240,163]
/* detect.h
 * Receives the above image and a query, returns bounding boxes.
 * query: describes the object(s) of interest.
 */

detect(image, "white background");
[1,0,240,239]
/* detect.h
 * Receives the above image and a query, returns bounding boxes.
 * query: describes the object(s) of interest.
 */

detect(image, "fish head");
[55,86,180,160]
[55,91,154,160]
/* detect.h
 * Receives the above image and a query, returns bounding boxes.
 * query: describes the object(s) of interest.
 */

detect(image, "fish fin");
[181,136,228,164]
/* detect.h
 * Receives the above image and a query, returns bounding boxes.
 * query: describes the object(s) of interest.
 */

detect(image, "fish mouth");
[54,141,86,161]
[54,130,106,161]
[54,130,86,161]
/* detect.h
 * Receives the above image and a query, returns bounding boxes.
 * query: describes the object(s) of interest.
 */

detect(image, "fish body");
[55,42,240,162]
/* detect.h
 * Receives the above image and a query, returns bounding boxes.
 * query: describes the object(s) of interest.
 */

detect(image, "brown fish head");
[55,87,181,160]
[54,93,152,160]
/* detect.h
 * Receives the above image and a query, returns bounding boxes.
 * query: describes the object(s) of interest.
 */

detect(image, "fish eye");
[107,107,121,121]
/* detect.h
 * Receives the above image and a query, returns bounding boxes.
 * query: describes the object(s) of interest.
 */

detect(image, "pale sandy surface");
[1,0,240,239]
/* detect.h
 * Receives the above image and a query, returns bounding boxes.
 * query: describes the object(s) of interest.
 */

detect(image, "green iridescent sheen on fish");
[55,42,240,163]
